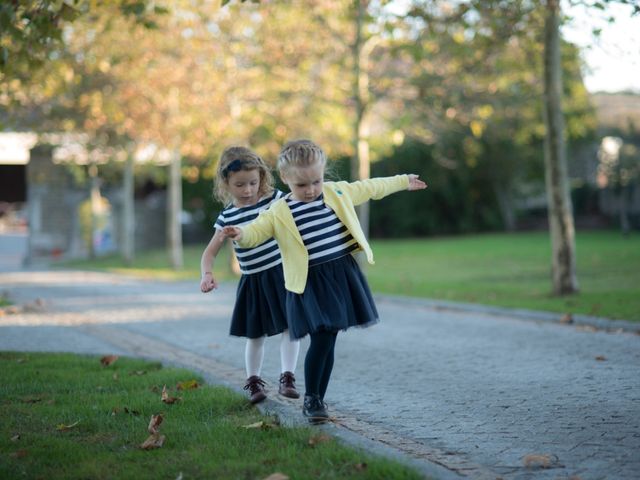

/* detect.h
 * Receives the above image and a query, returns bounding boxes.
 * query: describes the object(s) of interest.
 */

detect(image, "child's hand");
[407,174,427,191]
[222,226,242,240]
[200,273,218,293]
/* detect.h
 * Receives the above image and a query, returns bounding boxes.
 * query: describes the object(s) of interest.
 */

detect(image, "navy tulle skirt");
[286,254,379,340]
[230,263,289,338]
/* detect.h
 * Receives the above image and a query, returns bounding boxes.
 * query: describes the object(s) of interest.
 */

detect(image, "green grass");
[58,231,640,322]
[368,231,640,321]
[0,352,423,480]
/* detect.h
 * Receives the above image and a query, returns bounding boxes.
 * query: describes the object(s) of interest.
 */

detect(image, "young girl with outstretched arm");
[222,139,426,423]
[200,146,300,403]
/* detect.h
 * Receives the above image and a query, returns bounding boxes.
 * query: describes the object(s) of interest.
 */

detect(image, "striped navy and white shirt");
[286,194,359,267]
[214,190,285,275]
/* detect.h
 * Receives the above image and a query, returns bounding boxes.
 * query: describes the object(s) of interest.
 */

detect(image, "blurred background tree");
[1,0,638,293]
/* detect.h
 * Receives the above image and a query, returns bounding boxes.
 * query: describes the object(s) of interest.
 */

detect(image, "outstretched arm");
[407,174,427,191]
[200,229,226,293]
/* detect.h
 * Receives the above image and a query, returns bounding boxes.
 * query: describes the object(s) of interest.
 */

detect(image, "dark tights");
[304,330,338,399]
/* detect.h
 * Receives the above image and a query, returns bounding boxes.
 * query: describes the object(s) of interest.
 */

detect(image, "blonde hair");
[277,139,327,176]
[214,146,274,204]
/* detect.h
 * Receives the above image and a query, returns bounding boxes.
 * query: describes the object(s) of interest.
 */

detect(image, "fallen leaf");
[243,421,277,430]
[559,313,573,324]
[140,433,165,450]
[262,474,289,480]
[176,380,199,390]
[113,373,119,380]
[10,449,28,459]
[100,355,119,367]
[148,414,164,435]
[161,385,182,404]
[522,453,559,469]
[56,420,80,431]
[595,355,607,361]
[354,462,368,471]
[10,434,20,442]
[130,370,147,376]
[308,434,332,447]
[21,396,43,404]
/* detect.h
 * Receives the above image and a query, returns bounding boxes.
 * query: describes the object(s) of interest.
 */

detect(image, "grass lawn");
[59,230,640,322]
[369,231,640,322]
[0,352,423,480]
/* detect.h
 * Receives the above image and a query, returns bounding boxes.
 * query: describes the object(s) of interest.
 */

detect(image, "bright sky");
[563,1,640,93]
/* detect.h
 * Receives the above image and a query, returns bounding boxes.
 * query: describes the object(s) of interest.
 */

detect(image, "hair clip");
[222,159,244,178]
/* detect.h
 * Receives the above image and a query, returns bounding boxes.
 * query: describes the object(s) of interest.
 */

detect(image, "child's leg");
[279,329,300,373]
[304,330,338,397]
[245,336,266,378]
[318,332,337,400]
[278,329,301,398]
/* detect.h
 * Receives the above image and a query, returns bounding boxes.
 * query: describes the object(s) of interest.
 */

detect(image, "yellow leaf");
[176,380,199,390]
[56,420,80,431]
[470,120,484,138]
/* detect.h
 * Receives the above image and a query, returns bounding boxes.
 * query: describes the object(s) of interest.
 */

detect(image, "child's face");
[281,163,324,202]
[227,169,261,206]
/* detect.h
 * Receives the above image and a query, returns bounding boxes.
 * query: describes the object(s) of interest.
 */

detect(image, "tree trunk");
[352,0,371,266]
[122,152,135,265]
[167,148,183,269]
[493,182,517,232]
[543,0,578,295]
[89,162,100,260]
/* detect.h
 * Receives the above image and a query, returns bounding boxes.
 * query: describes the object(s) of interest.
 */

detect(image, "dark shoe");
[243,376,267,404]
[302,394,329,424]
[278,371,300,399]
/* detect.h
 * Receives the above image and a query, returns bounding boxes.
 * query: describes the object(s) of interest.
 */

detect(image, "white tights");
[245,329,300,378]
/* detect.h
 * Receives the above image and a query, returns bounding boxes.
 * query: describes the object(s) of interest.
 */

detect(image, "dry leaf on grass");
[56,420,80,431]
[354,462,368,471]
[243,421,278,430]
[10,449,28,459]
[100,355,119,367]
[140,433,166,450]
[559,313,573,324]
[141,414,165,450]
[262,473,289,480]
[308,434,332,447]
[176,380,199,390]
[130,370,147,376]
[148,414,164,435]
[161,385,182,404]
[10,434,20,442]
[522,453,560,469]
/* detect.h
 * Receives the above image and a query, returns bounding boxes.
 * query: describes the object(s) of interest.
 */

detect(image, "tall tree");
[543,0,578,294]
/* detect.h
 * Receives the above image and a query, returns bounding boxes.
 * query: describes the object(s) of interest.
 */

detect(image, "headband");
[222,159,244,178]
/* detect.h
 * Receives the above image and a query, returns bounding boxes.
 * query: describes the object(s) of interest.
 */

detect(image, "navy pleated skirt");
[286,254,379,340]
[230,263,288,338]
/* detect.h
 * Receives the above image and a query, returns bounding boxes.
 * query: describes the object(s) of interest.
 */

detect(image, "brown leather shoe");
[243,376,267,404]
[278,371,300,399]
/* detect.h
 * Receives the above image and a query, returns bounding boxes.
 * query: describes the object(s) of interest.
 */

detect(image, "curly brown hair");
[214,146,274,204]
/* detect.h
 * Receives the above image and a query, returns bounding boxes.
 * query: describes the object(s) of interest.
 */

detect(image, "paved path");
[1,269,639,480]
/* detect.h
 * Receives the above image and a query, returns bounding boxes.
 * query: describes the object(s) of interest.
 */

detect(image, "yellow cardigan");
[236,175,410,293]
